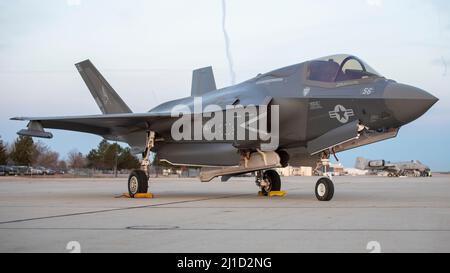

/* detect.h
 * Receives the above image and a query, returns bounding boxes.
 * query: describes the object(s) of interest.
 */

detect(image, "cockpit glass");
[306,54,382,83]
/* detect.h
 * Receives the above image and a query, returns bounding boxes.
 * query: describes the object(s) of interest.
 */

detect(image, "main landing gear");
[127,131,155,197]
[128,170,148,197]
[255,166,334,201]
[256,170,282,196]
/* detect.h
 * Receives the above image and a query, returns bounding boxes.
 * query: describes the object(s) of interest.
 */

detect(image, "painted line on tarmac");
[0,193,251,225]
[0,186,306,225]
[0,227,449,232]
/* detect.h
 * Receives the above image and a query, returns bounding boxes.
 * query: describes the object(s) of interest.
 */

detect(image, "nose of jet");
[384,83,439,125]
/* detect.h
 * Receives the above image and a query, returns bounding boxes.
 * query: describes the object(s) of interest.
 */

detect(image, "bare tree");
[57,160,67,171]
[67,150,86,169]
[0,136,8,165]
[34,141,59,168]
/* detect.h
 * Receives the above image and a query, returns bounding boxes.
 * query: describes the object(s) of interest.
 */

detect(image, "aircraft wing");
[11,112,173,139]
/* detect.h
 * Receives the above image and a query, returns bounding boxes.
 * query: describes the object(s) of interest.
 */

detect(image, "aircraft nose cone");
[384,83,439,124]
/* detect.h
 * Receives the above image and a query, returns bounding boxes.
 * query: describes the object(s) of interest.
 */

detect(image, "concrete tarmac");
[0,175,449,253]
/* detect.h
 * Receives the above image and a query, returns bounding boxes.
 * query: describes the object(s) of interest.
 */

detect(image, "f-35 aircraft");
[356,157,432,177]
[12,54,438,201]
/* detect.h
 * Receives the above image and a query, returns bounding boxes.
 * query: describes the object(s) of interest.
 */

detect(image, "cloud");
[66,0,81,6]
[366,0,383,7]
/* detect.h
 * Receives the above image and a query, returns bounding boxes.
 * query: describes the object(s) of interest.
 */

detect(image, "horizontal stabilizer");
[191,66,216,96]
[11,112,173,153]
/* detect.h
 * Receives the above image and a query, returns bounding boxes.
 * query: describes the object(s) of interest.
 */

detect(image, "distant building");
[329,163,345,176]
[344,168,368,176]
[277,166,313,177]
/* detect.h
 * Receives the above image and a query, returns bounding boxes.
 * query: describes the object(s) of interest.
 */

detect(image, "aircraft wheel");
[261,170,281,196]
[128,170,148,197]
[315,177,334,201]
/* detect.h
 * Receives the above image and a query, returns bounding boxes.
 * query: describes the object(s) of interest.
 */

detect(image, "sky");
[0,0,449,171]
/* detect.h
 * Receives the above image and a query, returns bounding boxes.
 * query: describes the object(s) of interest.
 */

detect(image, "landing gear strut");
[127,131,155,197]
[256,170,281,196]
[313,152,335,201]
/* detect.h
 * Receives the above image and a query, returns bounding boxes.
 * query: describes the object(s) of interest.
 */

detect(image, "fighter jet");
[356,157,432,177]
[12,54,438,201]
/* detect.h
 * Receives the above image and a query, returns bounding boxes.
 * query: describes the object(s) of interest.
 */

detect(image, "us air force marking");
[329,105,355,124]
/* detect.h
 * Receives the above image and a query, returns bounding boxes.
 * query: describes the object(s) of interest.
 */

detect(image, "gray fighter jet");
[356,157,432,177]
[12,54,438,201]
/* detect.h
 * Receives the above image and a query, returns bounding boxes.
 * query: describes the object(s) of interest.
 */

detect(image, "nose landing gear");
[315,177,334,201]
[313,153,335,201]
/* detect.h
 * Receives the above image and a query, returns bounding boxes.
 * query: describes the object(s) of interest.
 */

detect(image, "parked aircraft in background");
[356,157,432,177]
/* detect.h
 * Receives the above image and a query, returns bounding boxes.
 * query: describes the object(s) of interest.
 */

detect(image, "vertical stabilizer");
[75,60,132,114]
[191,66,217,97]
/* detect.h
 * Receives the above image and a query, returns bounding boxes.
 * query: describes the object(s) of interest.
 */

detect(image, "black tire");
[315,177,334,201]
[128,170,148,197]
[261,170,281,196]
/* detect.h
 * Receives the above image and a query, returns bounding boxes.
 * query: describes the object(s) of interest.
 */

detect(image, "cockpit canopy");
[306,54,382,83]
